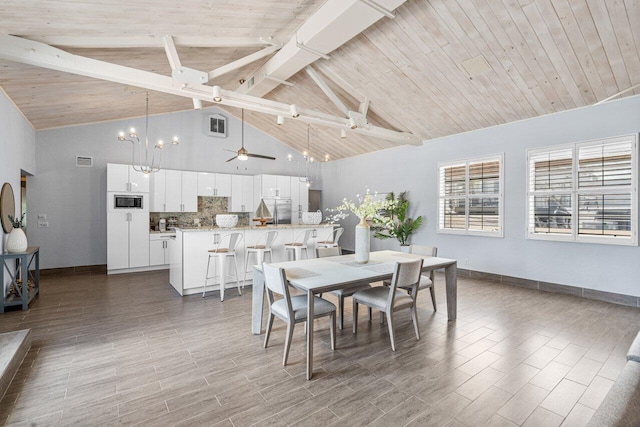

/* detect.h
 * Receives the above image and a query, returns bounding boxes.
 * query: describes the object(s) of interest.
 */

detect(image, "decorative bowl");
[216,214,238,228]
[302,210,322,225]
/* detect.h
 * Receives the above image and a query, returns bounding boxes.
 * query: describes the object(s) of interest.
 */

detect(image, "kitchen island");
[169,224,335,298]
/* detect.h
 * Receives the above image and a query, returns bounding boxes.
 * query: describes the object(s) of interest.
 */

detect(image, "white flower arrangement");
[326,189,394,222]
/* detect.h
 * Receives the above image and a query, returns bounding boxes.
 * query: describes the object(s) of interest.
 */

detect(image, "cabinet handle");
[214,189,217,196]
[241,205,245,211]
[163,203,166,211]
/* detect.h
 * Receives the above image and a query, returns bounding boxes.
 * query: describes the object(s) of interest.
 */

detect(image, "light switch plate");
[37,221,49,228]
[37,214,47,220]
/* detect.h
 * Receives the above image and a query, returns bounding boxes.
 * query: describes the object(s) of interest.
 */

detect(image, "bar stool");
[316,227,344,249]
[244,230,278,285]
[203,232,243,301]
[284,229,313,260]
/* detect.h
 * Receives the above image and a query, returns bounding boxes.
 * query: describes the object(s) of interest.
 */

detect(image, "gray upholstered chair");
[284,229,314,260]
[203,232,243,301]
[316,227,344,249]
[315,246,371,330]
[244,230,278,285]
[263,263,336,366]
[383,245,437,311]
[352,258,424,351]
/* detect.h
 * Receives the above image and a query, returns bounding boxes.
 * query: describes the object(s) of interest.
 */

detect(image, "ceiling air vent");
[76,155,93,167]
[460,55,492,78]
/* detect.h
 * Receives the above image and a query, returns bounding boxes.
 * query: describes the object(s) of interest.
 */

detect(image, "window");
[438,154,503,236]
[527,134,638,245]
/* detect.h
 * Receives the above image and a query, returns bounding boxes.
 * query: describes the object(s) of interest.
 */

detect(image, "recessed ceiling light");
[460,55,492,78]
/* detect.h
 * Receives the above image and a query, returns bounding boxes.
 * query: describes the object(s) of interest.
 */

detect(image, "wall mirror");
[1,182,16,233]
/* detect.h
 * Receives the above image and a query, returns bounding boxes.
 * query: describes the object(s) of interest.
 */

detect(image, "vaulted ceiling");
[0,0,639,161]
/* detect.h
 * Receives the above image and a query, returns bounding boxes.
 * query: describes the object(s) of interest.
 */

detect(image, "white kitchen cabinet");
[165,170,182,212]
[107,211,150,271]
[256,174,278,197]
[231,175,254,212]
[150,170,166,212]
[181,171,198,212]
[276,175,291,198]
[107,163,150,193]
[162,170,197,212]
[149,234,173,266]
[215,174,232,197]
[197,173,231,197]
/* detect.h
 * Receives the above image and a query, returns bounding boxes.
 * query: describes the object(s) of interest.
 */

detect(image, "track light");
[171,136,179,145]
[290,104,300,118]
[348,117,357,129]
[192,99,202,110]
[212,86,222,102]
[277,115,284,125]
[340,129,347,139]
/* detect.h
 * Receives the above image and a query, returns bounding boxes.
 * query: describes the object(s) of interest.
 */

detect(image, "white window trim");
[437,153,504,238]
[526,134,638,246]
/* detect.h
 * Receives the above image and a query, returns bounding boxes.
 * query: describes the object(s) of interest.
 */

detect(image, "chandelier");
[288,125,317,187]
[117,92,180,174]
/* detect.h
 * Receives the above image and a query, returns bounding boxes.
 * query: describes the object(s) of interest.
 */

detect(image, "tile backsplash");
[150,197,249,230]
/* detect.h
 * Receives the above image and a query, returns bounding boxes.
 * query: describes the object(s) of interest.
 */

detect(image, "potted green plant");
[372,192,423,250]
[6,213,27,253]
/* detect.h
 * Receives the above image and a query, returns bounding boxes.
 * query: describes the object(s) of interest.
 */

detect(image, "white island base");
[169,225,335,299]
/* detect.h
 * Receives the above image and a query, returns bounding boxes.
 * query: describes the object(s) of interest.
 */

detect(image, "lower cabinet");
[107,212,150,271]
[150,234,173,266]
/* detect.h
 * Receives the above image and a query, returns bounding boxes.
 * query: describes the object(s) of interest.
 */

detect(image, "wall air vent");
[76,155,93,167]
[208,114,227,138]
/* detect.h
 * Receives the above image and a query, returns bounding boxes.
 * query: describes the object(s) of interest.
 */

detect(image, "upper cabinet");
[151,170,197,213]
[254,174,293,198]
[290,177,310,213]
[197,173,232,197]
[230,175,254,213]
[107,163,149,193]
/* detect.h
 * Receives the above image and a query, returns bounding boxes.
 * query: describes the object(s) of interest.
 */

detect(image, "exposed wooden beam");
[208,44,281,81]
[237,0,409,97]
[17,35,277,48]
[0,35,420,146]
[305,66,350,116]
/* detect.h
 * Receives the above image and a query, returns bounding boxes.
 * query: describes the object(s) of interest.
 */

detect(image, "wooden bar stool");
[244,230,278,285]
[316,227,343,249]
[284,229,313,261]
[203,232,243,301]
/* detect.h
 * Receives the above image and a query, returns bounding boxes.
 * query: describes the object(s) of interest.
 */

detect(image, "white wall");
[29,107,308,269]
[0,89,36,293]
[320,95,640,297]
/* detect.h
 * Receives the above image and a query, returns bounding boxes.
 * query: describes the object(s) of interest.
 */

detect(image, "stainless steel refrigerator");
[262,198,292,225]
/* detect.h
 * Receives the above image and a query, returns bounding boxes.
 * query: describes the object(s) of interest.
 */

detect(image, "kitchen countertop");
[174,224,335,232]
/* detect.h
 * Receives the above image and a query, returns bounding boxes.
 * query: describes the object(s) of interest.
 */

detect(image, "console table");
[1,246,40,313]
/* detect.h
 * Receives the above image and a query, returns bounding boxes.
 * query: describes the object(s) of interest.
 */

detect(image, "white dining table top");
[257,250,457,293]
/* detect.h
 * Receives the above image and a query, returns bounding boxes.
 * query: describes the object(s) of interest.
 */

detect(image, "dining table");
[251,250,458,379]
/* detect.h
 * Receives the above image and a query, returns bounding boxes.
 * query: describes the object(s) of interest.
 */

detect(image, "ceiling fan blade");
[223,149,237,153]
[226,156,238,162]
[247,153,276,160]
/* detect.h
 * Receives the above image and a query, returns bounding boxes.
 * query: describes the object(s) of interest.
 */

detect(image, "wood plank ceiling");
[0,0,639,161]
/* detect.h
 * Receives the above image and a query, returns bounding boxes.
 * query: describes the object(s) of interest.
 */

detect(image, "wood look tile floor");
[0,270,638,426]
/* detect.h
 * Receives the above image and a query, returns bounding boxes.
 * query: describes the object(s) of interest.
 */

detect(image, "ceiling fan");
[226,109,276,162]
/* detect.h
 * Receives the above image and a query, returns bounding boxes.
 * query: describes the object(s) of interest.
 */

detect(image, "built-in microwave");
[114,194,144,209]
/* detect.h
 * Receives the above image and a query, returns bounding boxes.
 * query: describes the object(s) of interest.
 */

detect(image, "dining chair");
[243,230,278,286]
[315,246,371,330]
[352,258,424,351]
[262,263,337,366]
[284,229,314,260]
[203,232,243,301]
[383,245,438,311]
[316,227,344,249]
